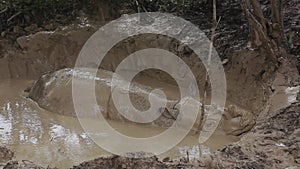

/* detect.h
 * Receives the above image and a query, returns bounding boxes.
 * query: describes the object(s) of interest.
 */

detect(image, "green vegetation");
[127,0,209,13]
[0,0,211,35]
[0,0,96,32]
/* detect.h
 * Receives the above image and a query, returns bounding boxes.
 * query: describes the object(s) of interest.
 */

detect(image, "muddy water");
[0,79,239,168]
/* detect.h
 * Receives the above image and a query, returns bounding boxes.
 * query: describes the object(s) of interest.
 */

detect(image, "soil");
[0,79,239,168]
[2,161,55,169]
[72,152,202,169]
[214,103,300,168]
[0,146,13,163]
[0,0,300,169]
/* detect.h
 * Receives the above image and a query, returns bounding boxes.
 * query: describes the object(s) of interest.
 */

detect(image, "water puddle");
[0,79,239,168]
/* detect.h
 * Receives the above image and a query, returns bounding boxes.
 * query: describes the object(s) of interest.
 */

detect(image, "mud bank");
[3,103,298,169]
[0,21,298,169]
[0,1,299,168]
[72,152,203,169]
[28,66,257,137]
[2,160,54,169]
[73,103,300,169]
[0,146,14,163]
[0,24,97,79]
[28,44,278,137]
[24,56,300,169]
[214,103,300,168]
[10,13,276,138]
[1,96,299,169]
[0,14,283,135]
[28,68,201,131]
[0,79,240,168]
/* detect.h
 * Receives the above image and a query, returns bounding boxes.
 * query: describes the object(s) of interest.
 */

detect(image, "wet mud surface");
[0,79,239,168]
[0,1,299,168]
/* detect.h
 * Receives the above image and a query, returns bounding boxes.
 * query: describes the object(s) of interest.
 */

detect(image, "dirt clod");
[0,146,14,163]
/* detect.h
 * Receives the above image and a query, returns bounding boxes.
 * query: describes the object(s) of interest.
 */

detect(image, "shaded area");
[214,103,300,168]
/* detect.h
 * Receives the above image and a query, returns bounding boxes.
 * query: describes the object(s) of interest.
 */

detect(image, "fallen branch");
[7,11,21,22]
[0,7,8,14]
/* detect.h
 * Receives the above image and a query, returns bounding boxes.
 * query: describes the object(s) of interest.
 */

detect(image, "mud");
[0,25,297,169]
[0,15,274,138]
[212,58,300,168]
[0,146,14,164]
[28,66,260,137]
[15,15,275,138]
[71,88,300,169]
[0,24,97,79]
[0,79,240,168]
[72,152,202,169]
[0,1,299,168]
[214,103,300,169]
[0,16,270,116]
[2,161,54,169]
[23,57,300,169]
[28,68,200,132]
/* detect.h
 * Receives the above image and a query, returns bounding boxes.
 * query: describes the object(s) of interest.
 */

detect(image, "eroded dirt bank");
[22,56,300,169]
[0,1,300,169]
[0,32,298,168]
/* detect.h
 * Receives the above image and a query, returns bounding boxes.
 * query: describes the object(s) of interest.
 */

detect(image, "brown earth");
[71,102,300,169]
[214,103,300,168]
[23,55,299,169]
[2,160,56,169]
[0,146,14,164]
[0,1,300,169]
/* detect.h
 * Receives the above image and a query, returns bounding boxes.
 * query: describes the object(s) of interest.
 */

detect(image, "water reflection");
[0,80,108,168]
[0,107,13,144]
[0,79,239,168]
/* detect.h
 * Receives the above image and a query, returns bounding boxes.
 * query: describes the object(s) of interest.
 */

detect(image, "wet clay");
[29,67,258,136]
[0,79,239,168]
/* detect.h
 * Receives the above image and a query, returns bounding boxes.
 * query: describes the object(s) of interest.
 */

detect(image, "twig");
[0,8,8,14]
[135,0,140,13]
[198,0,218,135]
[22,160,34,165]
[7,11,21,22]
[216,16,222,28]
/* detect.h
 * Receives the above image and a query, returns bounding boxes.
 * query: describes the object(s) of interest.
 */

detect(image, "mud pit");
[0,9,299,169]
[0,79,240,168]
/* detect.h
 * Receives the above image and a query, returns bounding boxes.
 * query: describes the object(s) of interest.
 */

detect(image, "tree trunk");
[270,0,284,42]
[240,0,286,63]
[8,0,13,8]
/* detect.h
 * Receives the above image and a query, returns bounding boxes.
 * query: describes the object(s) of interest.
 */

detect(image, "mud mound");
[72,152,202,169]
[214,103,300,168]
[0,24,97,79]
[28,68,203,131]
[0,146,14,163]
[0,1,299,168]
[0,0,299,80]
[2,161,56,169]
[28,48,275,137]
